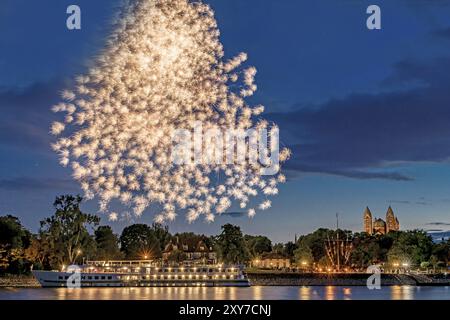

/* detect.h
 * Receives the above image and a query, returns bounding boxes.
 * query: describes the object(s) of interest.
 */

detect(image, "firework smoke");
[51,0,290,223]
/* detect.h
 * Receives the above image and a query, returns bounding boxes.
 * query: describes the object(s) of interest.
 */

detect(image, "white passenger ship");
[32,260,250,287]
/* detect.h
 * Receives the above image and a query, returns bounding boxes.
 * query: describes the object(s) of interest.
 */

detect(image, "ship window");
[108,276,112,280]
[94,276,99,280]
[88,276,92,280]
[58,276,63,280]
[81,276,85,280]
[65,276,69,280]
[101,276,105,280]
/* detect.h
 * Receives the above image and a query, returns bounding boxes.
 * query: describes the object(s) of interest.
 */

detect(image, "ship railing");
[80,264,243,275]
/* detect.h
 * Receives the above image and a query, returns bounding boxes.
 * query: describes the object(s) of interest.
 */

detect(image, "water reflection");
[343,287,352,300]
[299,287,311,300]
[253,286,263,300]
[325,286,335,300]
[391,285,414,300]
[1,286,449,300]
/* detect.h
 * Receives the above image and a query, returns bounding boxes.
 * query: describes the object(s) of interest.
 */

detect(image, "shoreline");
[246,272,450,287]
[1,273,448,288]
[0,275,40,288]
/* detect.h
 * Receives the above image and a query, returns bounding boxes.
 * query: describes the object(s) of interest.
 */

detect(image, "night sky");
[1,0,450,243]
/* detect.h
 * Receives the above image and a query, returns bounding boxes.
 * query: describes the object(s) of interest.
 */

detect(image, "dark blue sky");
[1,0,450,242]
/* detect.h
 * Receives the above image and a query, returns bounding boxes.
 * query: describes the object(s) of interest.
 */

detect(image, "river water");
[0,286,449,300]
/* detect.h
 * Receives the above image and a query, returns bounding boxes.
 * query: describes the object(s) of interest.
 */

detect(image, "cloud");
[222,211,246,218]
[426,222,450,226]
[268,57,450,181]
[388,199,430,205]
[0,79,66,151]
[0,177,78,191]
[388,200,411,204]
[285,162,413,181]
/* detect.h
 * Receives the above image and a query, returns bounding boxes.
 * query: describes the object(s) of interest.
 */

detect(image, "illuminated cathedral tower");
[363,207,373,235]
[386,206,400,233]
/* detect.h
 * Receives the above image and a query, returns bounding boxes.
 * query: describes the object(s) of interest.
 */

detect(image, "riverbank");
[246,271,450,286]
[1,273,448,288]
[0,275,40,288]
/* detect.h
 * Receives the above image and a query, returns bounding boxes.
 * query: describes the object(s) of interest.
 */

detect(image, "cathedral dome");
[373,218,386,228]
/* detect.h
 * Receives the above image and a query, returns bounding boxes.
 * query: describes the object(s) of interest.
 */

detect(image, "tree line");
[0,195,449,274]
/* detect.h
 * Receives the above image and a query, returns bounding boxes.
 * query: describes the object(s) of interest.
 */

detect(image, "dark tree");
[40,195,99,267]
[94,226,122,260]
[150,223,172,251]
[120,224,161,259]
[0,215,32,274]
[283,241,297,259]
[215,224,249,264]
[432,241,449,266]
[272,243,284,254]
[386,230,433,267]
[296,228,332,262]
[294,241,314,265]
[244,235,272,258]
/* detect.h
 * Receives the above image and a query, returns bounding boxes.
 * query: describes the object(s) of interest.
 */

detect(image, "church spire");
[386,206,394,217]
[363,206,373,235]
[386,206,397,233]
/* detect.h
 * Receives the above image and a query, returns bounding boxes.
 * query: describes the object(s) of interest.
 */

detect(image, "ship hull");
[32,270,250,288]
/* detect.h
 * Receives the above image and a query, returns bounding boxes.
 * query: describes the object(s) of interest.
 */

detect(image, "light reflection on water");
[0,286,448,300]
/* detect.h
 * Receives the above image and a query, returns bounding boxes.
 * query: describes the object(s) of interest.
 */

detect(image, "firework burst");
[51,0,290,223]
